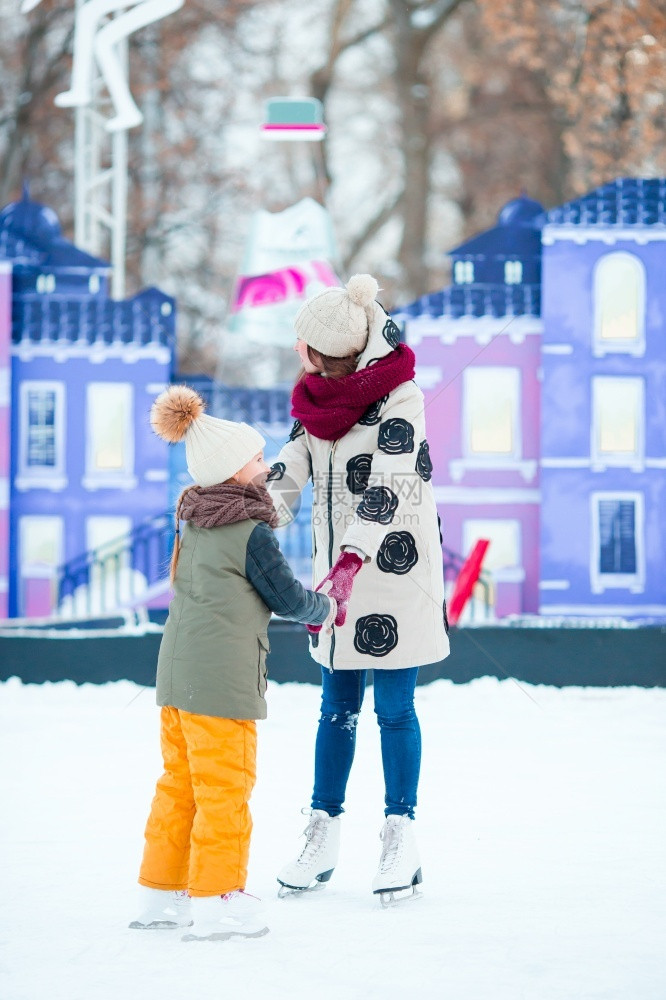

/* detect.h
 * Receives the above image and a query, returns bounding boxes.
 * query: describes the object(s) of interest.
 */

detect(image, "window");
[17,381,66,489]
[591,493,644,593]
[85,383,135,487]
[453,260,474,284]
[19,516,63,615]
[87,517,132,565]
[504,260,523,284]
[36,274,56,293]
[593,252,645,356]
[463,367,520,458]
[463,519,520,572]
[592,377,644,468]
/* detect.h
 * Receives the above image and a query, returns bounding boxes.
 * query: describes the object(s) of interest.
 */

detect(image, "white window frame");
[504,260,523,285]
[591,376,644,472]
[19,515,63,616]
[454,260,475,284]
[462,518,524,584]
[593,252,646,357]
[450,366,536,481]
[590,491,644,594]
[16,381,67,491]
[83,382,136,490]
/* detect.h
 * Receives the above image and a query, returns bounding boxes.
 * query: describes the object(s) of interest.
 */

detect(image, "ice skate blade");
[378,886,423,908]
[182,925,269,942]
[277,867,334,898]
[277,879,328,899]
[129,919,193,929]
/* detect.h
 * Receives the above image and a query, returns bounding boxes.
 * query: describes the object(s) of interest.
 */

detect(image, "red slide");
[447,539,491,625]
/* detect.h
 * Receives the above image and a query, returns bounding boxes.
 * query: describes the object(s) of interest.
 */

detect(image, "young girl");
[267,274,449,905]
[130,385,336,940]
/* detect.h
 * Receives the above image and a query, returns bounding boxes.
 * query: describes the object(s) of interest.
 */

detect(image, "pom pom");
[150,385,204,443]
[346,273,379,308]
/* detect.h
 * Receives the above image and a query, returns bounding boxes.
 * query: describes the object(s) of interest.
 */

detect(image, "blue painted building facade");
[1,190,175,617]
[538,178,666,618]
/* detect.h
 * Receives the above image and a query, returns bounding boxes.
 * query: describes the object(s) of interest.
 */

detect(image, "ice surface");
[1,675,665,1000]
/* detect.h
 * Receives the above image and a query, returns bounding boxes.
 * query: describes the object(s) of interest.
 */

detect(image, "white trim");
[144,469,168,482]
[0,477,8,508]
[0,576,8,593]
[18,380,67,487]
[492,567,526,584]
[542,456,665,470]
[145,382,169,394]
[590,491,645,595]
[433,486,541,504]
[15,475,68,492]
[539,580,571,590]
[12,343,170,364]
[591,376,644,470]
[450,458,537,483]
[593,252,646,357]
[405,316,542,347]
[0,368,9,407]
[542,344,573,355]
[85,382,135,487]
[0,261,11,275]
[542,225,666,245]
[539,604,666,616]
[541,458,589,468]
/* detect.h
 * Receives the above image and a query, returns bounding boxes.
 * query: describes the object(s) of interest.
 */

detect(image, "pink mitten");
[318,550,364,627]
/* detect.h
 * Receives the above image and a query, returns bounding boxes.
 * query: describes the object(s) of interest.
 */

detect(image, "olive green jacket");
[156,518,330,720]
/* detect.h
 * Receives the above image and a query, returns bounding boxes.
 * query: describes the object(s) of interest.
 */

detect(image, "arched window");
[593,252,645,356]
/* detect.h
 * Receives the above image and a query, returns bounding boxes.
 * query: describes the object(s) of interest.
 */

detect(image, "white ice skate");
[372,815,423,907]
[277,809,341,898]
[129,887,192,929]
[182,891,269,942]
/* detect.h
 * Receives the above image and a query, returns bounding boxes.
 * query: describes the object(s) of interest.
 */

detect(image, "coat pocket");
[257,633,270,696]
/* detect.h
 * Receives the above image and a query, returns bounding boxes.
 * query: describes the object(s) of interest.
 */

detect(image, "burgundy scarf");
[178,482,279,529]
[291,343,416,440]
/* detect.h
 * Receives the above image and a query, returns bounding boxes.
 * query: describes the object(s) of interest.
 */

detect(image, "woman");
[267,274,449,904]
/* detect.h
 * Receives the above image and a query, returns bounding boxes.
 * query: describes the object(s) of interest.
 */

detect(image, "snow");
[2,675,665,1000]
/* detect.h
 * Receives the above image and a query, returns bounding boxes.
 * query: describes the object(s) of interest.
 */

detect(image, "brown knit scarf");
[176,482,279,531]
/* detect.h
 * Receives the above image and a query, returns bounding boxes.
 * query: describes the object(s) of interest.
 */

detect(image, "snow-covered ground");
[2,675,665,1000]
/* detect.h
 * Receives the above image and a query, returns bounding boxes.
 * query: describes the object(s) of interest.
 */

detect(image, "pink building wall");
[0,262,10,618]
[408,316,542,617]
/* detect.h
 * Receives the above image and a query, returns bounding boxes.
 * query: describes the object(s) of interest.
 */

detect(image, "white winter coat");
[268,305,450,671]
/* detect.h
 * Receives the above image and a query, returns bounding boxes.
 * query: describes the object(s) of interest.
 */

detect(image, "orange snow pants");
[138,707,257,897]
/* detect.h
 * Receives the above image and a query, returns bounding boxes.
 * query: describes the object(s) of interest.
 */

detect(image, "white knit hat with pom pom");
[294,273,380,358]
[150,385,265,488]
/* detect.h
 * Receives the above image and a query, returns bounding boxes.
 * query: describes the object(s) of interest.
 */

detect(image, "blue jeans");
[311,667,421,819]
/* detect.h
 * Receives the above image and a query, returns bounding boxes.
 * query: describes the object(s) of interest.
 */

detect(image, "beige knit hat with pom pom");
[294,273,380,358]
[150,385,265,488]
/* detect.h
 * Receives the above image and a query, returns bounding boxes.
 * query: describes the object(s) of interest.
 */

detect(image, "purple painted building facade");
[538,179,666,618]
[1,191,175,618]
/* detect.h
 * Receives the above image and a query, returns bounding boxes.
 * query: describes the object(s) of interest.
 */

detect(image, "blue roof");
[0,188,109,270]
[395,284,541,320]
[546,177,666,227]
[12,287,175,347]
[449,195,545,256]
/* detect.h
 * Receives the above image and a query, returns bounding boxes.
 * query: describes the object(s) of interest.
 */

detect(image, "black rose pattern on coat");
[382,318,401,349]
[416,439,433,481]
[437,512,443,545]
[378,418,415,454]
[346,453,373,495]
[358,394,388,426]
[266,462,286,482]
[443,599,449,635]
[376,532,419,575]
[356,486,399,524]
[354,614,399,657]
[288,419,304,441]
